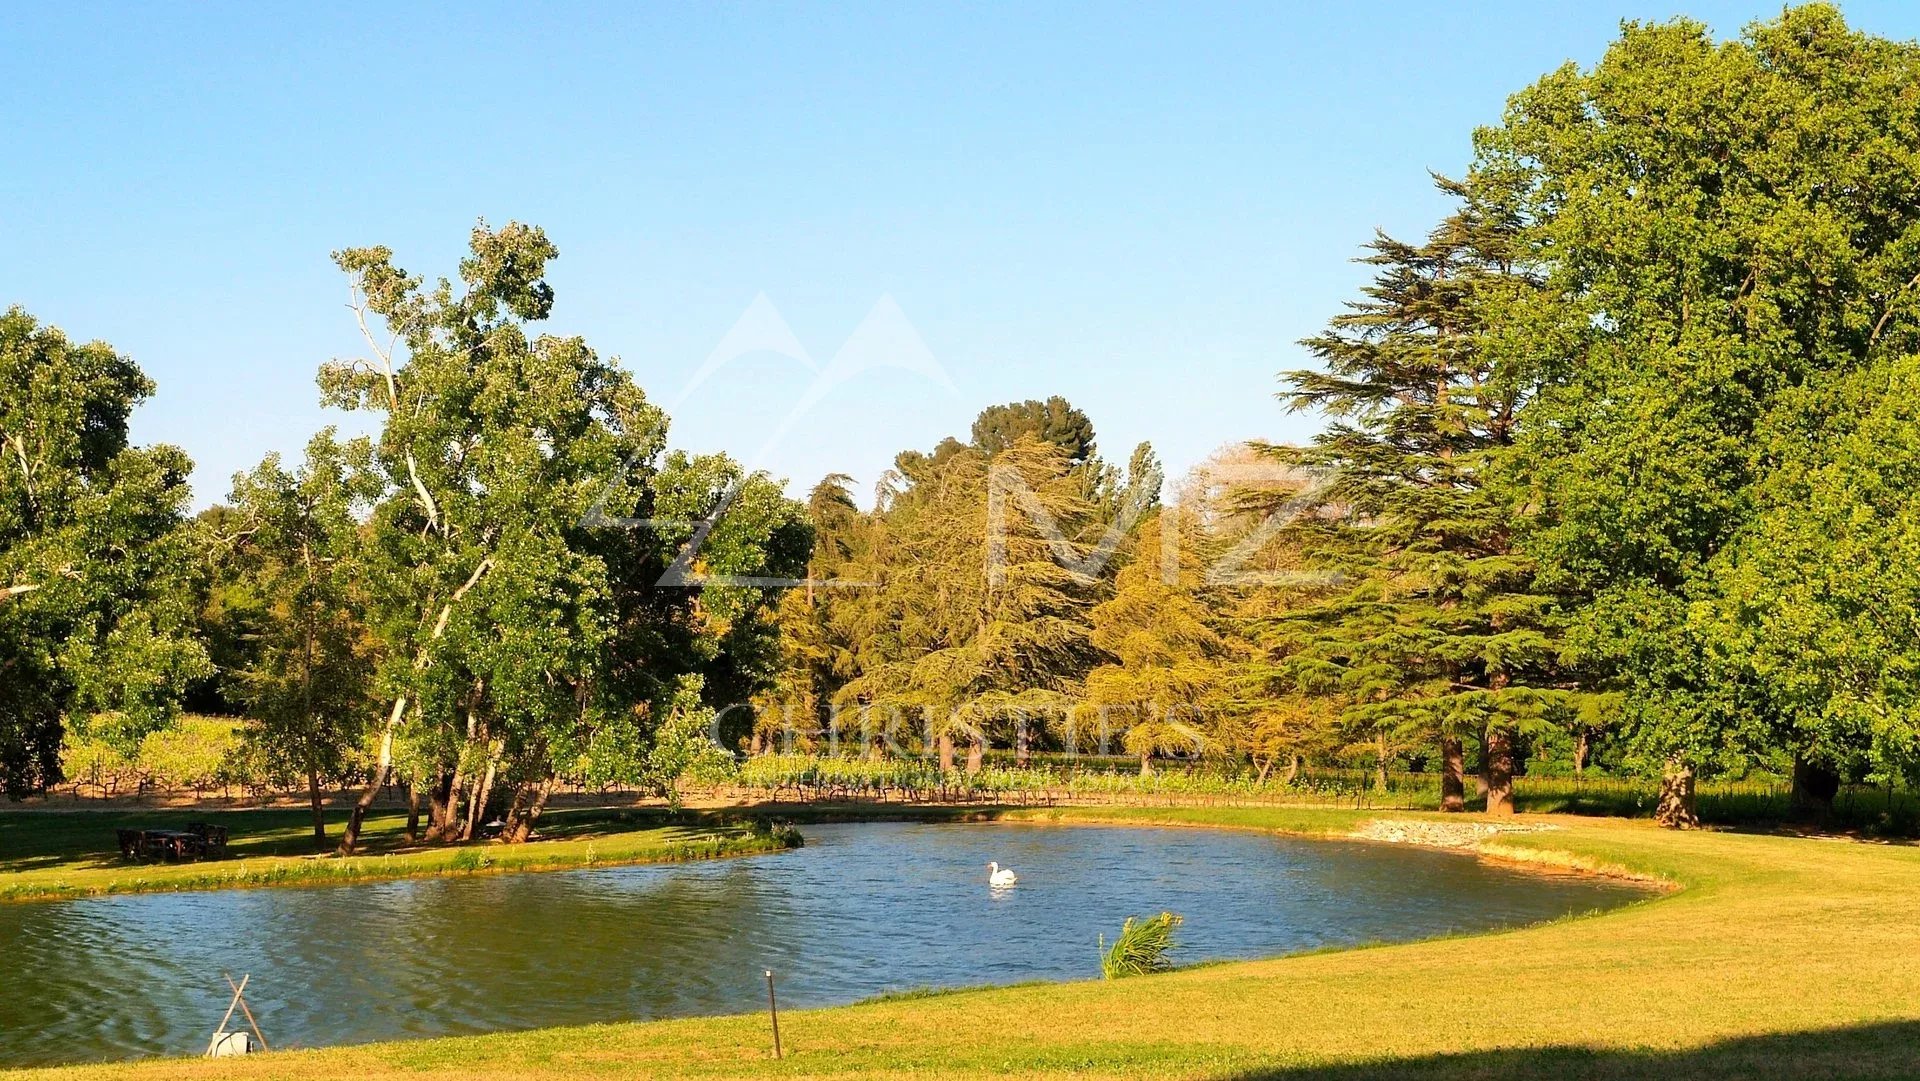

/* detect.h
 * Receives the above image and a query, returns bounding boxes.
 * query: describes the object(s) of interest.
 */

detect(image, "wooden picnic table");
[115,823,230,862]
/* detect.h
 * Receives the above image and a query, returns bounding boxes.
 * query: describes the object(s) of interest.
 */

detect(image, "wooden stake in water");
[764,969,782,1059]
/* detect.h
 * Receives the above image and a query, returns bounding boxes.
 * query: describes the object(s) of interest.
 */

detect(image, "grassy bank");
[0,806,800,902]
[719,754,1920,837]
[6,804,1920,1079]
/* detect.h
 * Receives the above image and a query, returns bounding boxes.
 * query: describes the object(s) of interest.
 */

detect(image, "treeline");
[754,6,1920,828]
[2,224,808,851]
[9,6,1920,838]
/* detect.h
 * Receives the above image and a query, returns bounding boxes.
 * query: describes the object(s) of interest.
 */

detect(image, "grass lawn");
[4,804,1920,1079]
[0,805,797,902]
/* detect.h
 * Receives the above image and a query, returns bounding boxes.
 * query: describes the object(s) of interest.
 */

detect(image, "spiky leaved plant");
[1100,911,1184,979]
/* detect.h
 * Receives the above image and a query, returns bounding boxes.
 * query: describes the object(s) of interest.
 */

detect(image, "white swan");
[987,861,1018,888]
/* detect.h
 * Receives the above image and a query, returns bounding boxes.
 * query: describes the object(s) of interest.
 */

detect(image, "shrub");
[1101,911,1183,979]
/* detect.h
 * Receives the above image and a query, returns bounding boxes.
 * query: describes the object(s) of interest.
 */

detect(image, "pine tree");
[1262,183,1564,815]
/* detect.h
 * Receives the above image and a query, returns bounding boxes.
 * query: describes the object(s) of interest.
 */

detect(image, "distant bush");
[58,715,262,796]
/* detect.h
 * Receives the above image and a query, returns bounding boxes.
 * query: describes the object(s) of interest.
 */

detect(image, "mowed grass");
[4,804,1920,1079]
[0,805,796,902]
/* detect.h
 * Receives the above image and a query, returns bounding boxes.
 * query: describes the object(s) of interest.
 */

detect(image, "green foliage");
[1476,5,1920,799]
[315,221,806,845]
[825,435,1107,755]
[0,307,209,795]
[1100,911,1184,979]
[1245,180,1569,810]
[210,431,376,815]
[970,397,1097,466]
[642,675,738,807]
[1076,511,1222,772]
[57,715,249,794]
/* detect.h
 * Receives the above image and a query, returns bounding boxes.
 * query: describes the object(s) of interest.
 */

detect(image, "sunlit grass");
[0,806,797,902]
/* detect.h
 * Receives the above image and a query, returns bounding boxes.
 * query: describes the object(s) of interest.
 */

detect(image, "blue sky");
[6,2,1918,508]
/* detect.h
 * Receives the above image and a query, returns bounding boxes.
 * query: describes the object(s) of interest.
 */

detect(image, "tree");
[1264,186,1563,815]
[0,308,208,796]
[1075,512,1222,775]
[754,474,867,752]
[836,437,1100,768]
[216,432,376,847]
[320,222,808,850]
[970,397,1096,466]
[1708,357,1920,806]
[320,222,671,851]
[1476,4,1920,823]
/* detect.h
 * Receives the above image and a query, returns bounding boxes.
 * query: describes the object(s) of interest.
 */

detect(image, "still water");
[0,822,1650,1066]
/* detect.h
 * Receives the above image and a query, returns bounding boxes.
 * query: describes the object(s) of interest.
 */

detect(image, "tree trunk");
[434,752,469,844]
[1573,730,1591,777]
[1439,735,1466,813]
[749,729,764,756]
[503,781,532,836]
[1483,726,1515,816]
[1791,755,1840,818]
[1139,750,1153,777]
[1374,732,1389,792]
[1656,758,1699,829]
[340,559,494,854]
[1256,757,1274,784]
[427,769,454,835]
[1284,754,1302,785]
[965,737,984,775]
[504,775,554,844]
[464,740,503,841]
[1015,719,1032,768]
[938,732,955,773]
[307,765,327,850]
[406,777,422,841]
[338,705,401,854]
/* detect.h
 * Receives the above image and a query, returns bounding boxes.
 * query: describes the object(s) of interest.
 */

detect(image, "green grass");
[5,804,1920,1079]
[728,754,1920,836]
[0,805,799,902]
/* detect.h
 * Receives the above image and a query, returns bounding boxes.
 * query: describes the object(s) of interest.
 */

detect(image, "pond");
[0,821,1652,1066]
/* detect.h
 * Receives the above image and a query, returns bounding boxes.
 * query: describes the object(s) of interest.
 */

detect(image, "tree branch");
[1872,270,1920,343]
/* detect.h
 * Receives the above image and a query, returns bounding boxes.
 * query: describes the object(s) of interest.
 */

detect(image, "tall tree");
[1265,184,1562,815]
[0,308,208,796]
[321,222,808,849]
[754,474,867,752]
[321,222,671,851]
[970,397,1096,466]
[1708,357,1920,806]
[217,432,376,847]
[1075,511,1223,775]
[1476,4,1920,823]
[837,437,1099,768]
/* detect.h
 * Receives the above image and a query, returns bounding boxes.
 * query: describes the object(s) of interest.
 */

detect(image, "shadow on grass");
[1224,1020,1920,1081]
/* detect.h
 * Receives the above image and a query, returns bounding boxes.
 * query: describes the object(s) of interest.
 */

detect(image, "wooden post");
[764,969,782,1059]
[209,973,247,1052]
[223,972,268,1051]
